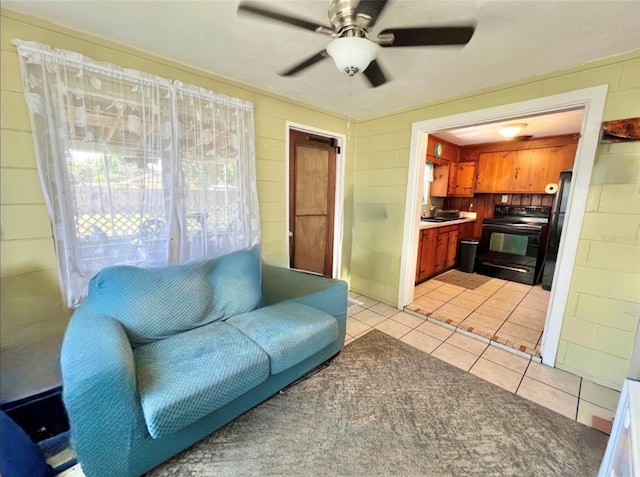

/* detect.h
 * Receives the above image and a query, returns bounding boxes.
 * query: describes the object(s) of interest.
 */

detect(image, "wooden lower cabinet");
[445,229,460,269]
[416,228,437,282]
[458,221,476,240]
[416,223,468,284]
[434,234,448,275]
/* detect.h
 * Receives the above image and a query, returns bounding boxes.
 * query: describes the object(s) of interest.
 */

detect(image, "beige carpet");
[148,330,607,476]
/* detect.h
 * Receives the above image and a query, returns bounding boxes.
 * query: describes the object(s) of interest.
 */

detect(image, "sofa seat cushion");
[226,301,338,375]
[134,322,269,439]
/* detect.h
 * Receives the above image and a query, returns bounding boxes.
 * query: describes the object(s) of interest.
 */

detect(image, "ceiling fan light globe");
[326,37,379,75]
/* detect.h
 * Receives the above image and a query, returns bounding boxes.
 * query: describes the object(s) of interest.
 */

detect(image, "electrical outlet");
[501,195,508,203]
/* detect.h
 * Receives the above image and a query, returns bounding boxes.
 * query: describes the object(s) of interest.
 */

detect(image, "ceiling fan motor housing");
[330,0,360,34]
[326,0,381,75]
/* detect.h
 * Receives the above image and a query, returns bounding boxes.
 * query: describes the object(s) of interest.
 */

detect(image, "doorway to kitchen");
[398,86,608,366]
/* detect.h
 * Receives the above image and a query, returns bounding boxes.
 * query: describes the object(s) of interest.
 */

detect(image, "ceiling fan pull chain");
[348,75,354,135]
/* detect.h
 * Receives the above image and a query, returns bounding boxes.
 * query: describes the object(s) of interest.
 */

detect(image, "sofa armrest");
[60,312,143,476]
[261,264,348,319]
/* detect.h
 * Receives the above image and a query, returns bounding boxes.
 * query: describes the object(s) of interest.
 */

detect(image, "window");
[423,162,434,204]
[15,40,260,307]
[172,83,259,263]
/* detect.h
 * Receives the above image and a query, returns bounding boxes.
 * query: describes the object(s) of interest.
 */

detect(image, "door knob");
[288,231,294,237]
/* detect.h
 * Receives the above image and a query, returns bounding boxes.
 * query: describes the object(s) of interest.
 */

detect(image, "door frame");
[285,122,346,279]
[398,85,608,367]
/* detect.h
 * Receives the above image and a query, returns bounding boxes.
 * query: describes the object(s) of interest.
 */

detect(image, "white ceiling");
[436,108,585,146]
[3,0,640,120]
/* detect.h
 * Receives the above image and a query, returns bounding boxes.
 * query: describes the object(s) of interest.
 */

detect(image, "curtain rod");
[13,39,254,112]
[13,39,172,86]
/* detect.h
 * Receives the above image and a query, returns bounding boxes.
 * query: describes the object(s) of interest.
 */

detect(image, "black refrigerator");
[542,171,572,290]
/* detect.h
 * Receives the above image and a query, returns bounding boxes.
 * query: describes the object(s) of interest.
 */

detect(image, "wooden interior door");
[289,129,337,277]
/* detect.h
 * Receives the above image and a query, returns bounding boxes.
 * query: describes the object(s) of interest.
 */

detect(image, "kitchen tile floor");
[347,290,619,435]
[407,270,549,356]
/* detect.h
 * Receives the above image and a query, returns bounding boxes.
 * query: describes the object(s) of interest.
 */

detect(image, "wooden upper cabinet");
[428,135,476,197]
[514,147,551,191]
[426,135,459,163]
[470,135,578,194]
[430,163,450,197]
[541,142,577,187]
[475,151,515,192]
[452,162,476,197]
[475,144,576,193]
[513,146,576,192]
[431,161,476,198]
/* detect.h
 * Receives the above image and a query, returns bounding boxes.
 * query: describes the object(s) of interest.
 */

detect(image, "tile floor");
[407,270,549,356]
[348,290,619,436]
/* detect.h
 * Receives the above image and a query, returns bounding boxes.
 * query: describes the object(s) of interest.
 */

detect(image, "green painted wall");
[1,7,638,392]
[351,49,640,390]
[0,9,354,349]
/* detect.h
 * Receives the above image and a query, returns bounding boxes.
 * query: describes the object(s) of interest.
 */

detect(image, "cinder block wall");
[0,8,354,344]
[1,7,637,392]
[350,50,640,390]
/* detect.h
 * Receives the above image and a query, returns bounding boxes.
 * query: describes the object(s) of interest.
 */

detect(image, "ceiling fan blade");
[279,50,329,77]
[353,0,389,28]
[379,26,475,47]
[363,60,387,88]
[238,2,333,35]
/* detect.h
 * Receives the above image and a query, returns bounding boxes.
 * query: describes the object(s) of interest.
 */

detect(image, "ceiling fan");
[237,0,475,88]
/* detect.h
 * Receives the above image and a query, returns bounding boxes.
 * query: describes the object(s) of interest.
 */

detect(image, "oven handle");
[480,262,530,273]
[482,223,542,233]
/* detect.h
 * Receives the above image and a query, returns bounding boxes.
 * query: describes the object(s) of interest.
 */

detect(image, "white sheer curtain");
[172,83,260,263]
[14,40,260,308]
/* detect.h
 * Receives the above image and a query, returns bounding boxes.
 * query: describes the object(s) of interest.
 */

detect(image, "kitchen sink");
[421,217,461,223]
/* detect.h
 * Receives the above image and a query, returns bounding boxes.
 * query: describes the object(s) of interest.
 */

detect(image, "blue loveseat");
[60,249,347,477]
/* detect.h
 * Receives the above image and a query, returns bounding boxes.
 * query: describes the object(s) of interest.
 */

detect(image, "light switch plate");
[501,195,508,203]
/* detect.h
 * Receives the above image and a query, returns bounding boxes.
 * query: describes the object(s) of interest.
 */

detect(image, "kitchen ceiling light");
[326,37,379,77]
[498,123,528,138]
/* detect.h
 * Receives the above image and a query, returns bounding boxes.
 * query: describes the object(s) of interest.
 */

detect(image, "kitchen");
[407,110,583,357]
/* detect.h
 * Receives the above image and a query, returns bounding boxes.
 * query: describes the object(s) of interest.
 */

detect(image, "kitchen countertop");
[419,217,476,230]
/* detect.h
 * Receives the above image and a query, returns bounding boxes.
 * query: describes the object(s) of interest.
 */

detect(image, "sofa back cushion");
[82,248,261,345]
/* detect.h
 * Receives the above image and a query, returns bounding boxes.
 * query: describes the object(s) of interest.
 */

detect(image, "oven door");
[476,222,543,284]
